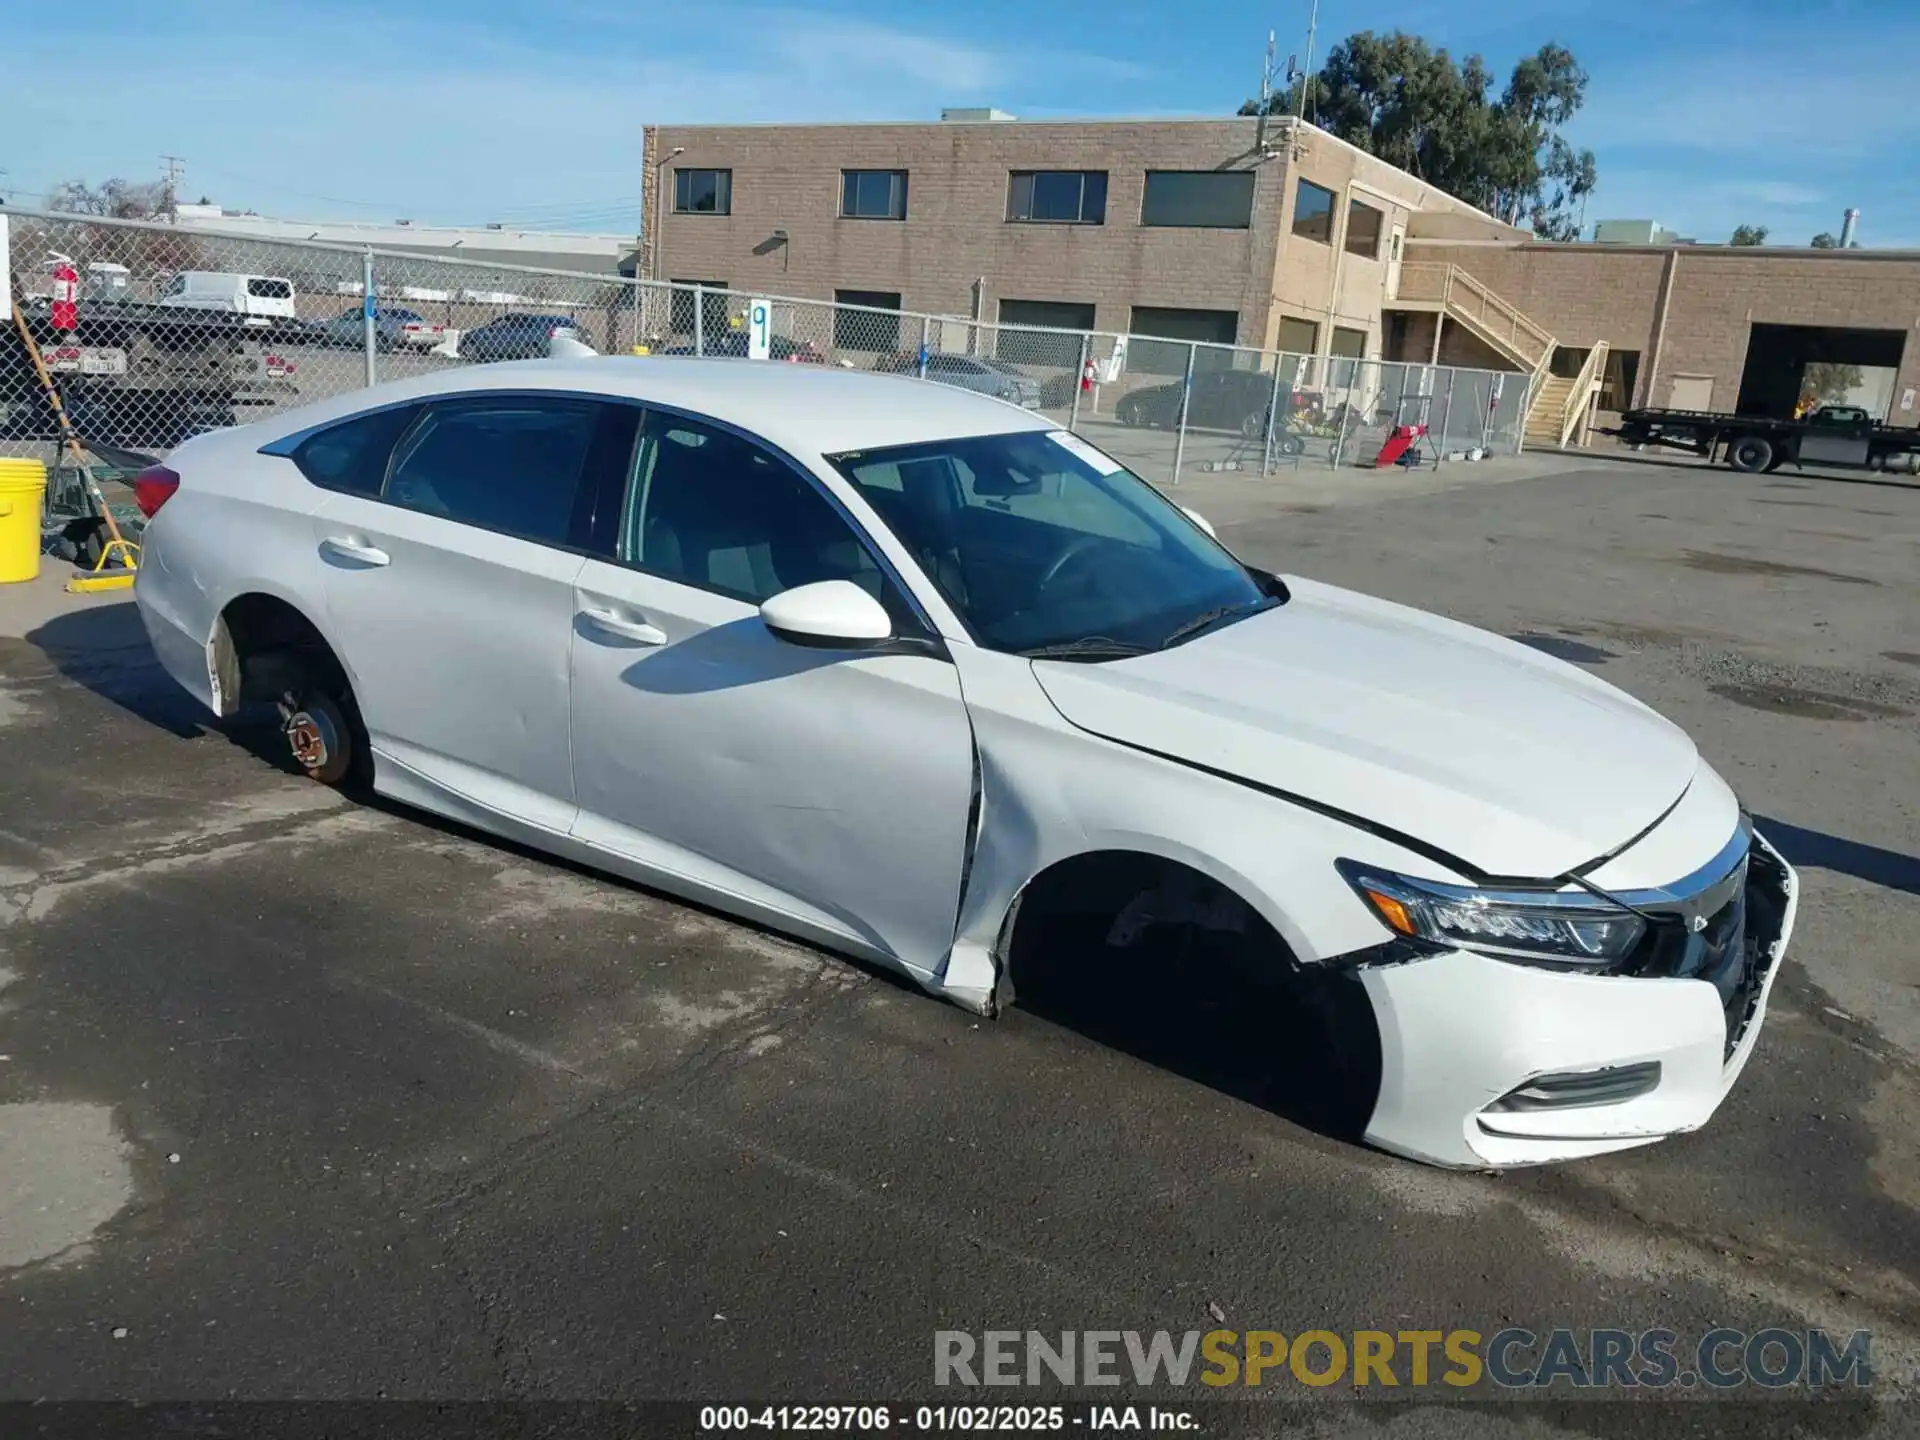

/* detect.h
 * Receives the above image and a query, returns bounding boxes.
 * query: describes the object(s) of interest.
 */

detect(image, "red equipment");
[1373,423,1429,469]
[49,254,80,332]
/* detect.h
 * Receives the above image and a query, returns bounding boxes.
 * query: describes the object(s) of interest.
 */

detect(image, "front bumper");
[1357,830,1798,1168]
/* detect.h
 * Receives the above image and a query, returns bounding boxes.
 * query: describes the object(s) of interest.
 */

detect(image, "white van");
[158,271,299,325]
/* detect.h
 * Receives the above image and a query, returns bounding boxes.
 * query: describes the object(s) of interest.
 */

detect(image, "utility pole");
[160,155,186,219]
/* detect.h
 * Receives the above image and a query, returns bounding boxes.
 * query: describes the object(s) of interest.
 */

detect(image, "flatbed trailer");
[1,296,299,452]
[1604,404,1920,476]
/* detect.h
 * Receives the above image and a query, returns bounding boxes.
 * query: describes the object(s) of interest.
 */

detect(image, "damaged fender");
[929,646,1460,1015]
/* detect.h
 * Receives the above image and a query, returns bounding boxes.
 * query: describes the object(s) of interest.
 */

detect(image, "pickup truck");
[1604,404,1920,475]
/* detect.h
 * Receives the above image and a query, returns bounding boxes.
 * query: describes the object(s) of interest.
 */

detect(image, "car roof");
[260,355,1055,457]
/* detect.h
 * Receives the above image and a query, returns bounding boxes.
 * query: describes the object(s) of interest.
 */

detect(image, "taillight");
[133,465,181,517]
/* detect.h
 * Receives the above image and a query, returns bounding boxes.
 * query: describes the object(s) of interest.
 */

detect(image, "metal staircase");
[1522,343,1610,451]
[1388,263,1604,450]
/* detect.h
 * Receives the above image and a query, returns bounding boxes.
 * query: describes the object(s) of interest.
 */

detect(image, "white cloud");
[1574,38,1920,159]
[0,0,1146,227]
[1732,181,1826,209]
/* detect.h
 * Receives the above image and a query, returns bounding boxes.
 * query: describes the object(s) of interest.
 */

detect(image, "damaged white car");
[132,358,1797,1168]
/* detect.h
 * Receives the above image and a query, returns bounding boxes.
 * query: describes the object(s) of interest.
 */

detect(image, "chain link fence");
[4,206,1529,505]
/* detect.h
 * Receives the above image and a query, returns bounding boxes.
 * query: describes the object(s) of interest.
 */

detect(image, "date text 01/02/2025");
[697,1406,1196,1432]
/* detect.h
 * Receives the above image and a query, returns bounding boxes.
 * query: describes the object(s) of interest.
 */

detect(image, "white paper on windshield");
[1047,430,1124,475]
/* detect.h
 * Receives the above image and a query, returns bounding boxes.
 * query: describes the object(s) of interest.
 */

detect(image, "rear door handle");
[320,536,391,567]
[579,605,667,646]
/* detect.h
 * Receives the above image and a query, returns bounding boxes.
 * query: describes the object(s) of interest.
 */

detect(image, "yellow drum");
[0,458,48,585]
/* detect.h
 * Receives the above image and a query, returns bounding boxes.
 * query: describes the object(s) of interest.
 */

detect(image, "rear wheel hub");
[285,705,337,772]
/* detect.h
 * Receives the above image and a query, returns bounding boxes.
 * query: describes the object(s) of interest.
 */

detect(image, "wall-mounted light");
[754,229,793,269]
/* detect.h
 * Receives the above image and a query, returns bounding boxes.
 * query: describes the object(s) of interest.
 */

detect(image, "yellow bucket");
[0,458,48,585]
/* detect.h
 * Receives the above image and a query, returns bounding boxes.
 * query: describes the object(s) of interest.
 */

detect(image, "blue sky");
[6,0,1917,246]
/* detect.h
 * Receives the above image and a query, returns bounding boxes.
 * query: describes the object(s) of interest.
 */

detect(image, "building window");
[1330,325,1368,385]
[1275,316,1319,358]
[997,299,1095,368]
[1345,199,1384,258]
[1007,171,1107,225]
[1292,179,1335,244]
[673,168,732,215]
[834,289,902,352]
[841,170,908,221]
[669,279,730,338]
[1140,171,1255,229]
[1129,305,1238,375]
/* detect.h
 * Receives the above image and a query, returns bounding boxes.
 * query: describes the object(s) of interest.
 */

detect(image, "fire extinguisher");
[1080,355,1097,393]
[48,253,80,333]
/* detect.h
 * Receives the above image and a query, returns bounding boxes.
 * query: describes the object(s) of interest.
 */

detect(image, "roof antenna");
[1256,30,1277,151]
[1296,0,1320,128]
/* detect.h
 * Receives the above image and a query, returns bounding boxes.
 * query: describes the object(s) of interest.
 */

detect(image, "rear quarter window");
[284,405,420,495]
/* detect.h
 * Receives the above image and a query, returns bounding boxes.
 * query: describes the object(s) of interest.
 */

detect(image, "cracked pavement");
[0,454,1915,1436]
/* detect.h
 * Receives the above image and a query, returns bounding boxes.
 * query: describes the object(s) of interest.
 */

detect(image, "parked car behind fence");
[321,307,448,353]
[872,352,1043,409]
[457,314,583,362]
[1117,368,1307,444]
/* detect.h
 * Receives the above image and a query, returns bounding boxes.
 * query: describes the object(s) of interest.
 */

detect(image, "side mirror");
[1181,507,1218,539]
[760,580,893,649]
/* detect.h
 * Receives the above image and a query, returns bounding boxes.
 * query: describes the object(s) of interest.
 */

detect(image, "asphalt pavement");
[0,451,1915,1436]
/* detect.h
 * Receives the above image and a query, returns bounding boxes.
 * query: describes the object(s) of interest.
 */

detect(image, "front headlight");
[1336,861,1645,969]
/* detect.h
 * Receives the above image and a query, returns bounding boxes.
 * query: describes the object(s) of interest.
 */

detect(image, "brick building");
[643,112,1508,368]
[1400,237,1920,425]
[643,110,1920,434]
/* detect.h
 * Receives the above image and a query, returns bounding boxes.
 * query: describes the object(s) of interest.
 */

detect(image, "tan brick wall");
[1412,241,1920,415]
[655,119,1284,344]
[1656,254,1920,415]
[1266,128,1501,360]
[651,117,1506,360]
[1414,244,1669,353]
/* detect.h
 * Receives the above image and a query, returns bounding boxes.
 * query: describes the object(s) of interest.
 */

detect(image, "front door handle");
[579,605,667,646]
[320,535,391,567]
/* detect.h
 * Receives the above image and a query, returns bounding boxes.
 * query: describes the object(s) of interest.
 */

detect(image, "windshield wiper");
[1158,599,1273,651]
[1019,636,1150,662]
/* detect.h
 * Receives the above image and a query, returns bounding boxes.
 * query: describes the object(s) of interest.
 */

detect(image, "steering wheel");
[1036,534,1106,595]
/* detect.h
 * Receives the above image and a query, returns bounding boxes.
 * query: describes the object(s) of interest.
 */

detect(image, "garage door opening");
[1735,323,1907,420]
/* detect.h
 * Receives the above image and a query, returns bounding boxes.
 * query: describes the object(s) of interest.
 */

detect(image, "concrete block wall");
[652,118,1287,345]
[650,116,1510,363]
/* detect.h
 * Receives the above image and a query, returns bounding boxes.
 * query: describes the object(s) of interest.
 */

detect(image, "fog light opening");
[1486,1061,1662,1112]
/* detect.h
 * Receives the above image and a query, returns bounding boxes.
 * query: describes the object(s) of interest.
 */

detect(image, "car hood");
[1030,576,1698,879]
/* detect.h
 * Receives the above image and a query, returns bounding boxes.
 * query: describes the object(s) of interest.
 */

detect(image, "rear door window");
[384,397,601,546]
[247,278,294,299]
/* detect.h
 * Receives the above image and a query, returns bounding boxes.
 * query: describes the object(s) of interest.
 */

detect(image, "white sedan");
[130,357,1797,1168]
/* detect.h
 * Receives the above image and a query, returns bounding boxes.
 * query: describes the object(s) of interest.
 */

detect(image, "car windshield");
[827,429,1275,657]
